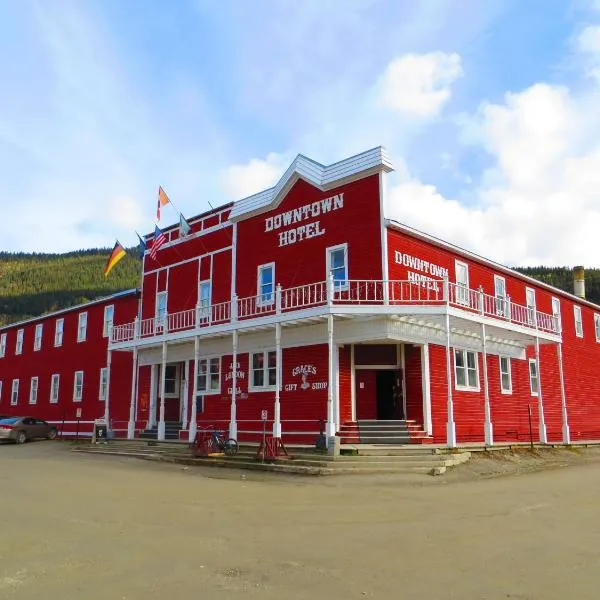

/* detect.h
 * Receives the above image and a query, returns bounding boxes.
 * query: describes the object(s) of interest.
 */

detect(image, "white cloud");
[375,52,463,117]
[220,153,289,200]
[577,25,600,79]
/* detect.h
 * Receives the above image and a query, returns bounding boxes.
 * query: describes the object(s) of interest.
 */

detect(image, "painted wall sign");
[285,364,328,392]
[394,251,448,290]
[265,193,345,247]
[225,361,246,396]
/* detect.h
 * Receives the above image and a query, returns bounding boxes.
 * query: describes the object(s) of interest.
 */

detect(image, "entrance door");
[376,370,403,420]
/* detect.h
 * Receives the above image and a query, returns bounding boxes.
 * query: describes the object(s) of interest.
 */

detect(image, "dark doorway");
[376,370,403,420]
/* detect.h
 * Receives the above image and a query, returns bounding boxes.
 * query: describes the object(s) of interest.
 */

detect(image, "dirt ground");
[2,443,600,600]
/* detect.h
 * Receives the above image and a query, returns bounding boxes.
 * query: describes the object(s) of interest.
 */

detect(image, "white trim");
[574,305,584,338]
[499,356,512,394]
[163,363,180,398]
[0,333,6,357]
[54,318,64,347]
[350,344,356,422]
[156,291,168,327]
[0,381,2,402]
[231,221,238,299]
[15,328,24,355]
[99,367,108,401]
[552,296,562,333]
[525,287,536,325]
[379,171,389,285]
[421,344,433,435]
[196,355,222,395]
[453,348,480,392]
[595,313,600,343]
[143,245,233,277]
[326,243,349,290]
[29,376,38,405]
[103,305,114,338]
[73,370,84,402]
[257,262,275,307]
[10,379,19,406]
[249,348,277,392]
[528,358,539,396]
[455,260,470,305]
[198,279,212,321]
[77,311,88,342]
[34,323,43,352]
[50,373,60,403]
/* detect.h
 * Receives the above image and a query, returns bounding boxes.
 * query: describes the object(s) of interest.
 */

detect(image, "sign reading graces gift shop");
[265,193,344,247]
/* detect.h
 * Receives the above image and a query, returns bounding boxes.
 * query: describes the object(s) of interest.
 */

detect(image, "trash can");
[92,419,108,444]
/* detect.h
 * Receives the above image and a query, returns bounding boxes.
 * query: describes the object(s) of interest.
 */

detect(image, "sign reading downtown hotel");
[265,193,344,247]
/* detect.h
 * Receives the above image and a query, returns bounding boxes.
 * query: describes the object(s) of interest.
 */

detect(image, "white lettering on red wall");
[265,193,344,247]
[225,361,246,396]
[394,251,448,290]
[285,364,328,392]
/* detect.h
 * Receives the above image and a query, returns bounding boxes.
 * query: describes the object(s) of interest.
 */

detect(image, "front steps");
[139,421,182,441]
[339,420,433,445]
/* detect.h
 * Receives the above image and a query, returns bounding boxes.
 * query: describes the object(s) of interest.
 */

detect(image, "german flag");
[104,241,126,278]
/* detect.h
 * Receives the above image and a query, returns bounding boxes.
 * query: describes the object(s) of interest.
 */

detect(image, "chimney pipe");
[573,265,586,299]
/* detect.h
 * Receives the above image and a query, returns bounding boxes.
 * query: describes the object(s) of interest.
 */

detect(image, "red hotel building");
[3,147,600,446]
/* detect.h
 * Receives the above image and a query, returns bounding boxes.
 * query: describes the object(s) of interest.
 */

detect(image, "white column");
[557,343,570,444]
[127,348,138,439]
[188,336,200,443]
[148,364,157,428]
[350,344,356,422]
[182,360,190,430]
[229,330,238,439]
[444,279,456,447]
[535,336,548,444]
[273,323,282,438]
[421,344,433,436]
[326,314,336,438]
[158,341,167,441]
[481,323,493,446]
[104,349,112,427]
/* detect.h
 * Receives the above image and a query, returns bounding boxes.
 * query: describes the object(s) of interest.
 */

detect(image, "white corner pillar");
[104,349,112,427]
[421,343,433,436]
[326,314,336,438]
[481,323,493,446]
[158,341,167,441]
[273,323,282,438]
[148,364,157,429]
[444,306,457,448]
[229,330,238,440]
[181,360,190,430]
[557,342,570,444]
[188,336,200,443]
[535,336,548,444]
[127,348,138,439]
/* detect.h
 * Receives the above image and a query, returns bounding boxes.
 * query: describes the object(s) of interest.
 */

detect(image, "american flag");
[149,225,167,260]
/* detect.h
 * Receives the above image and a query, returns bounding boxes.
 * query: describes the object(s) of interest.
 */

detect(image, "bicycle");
[192,427,238,457]
[210,429,239,456]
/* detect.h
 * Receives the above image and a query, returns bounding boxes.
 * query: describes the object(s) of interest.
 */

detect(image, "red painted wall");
[404,345,423,424]
[355,370,377,419]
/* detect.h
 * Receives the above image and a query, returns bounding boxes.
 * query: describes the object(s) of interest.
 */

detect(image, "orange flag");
[157,186,170,221]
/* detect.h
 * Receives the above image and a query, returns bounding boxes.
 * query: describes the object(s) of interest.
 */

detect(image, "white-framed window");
[73,371,84,402]
[77,312,88,342]
[552,297,561,332]
[156,292,168,326]
[164,364,179,396]
[34,323,43,351]
[595,314,600,343]
[499,356,512,394]
[15,329,24,355]
[0,381,2,402]
[99,368,108,401]
[574,305,583,338]
[455,260,470,305]
[0,333,6,357]
[525,287,536,325]
[529,359,539,396]
[198,280,211,321]
[50,374,60,404]
[29,376,38,405]
[494,275,508,317]
[454,349,479,391]
[11,379,19,406]
[257,263,275,306]
[103,304,114,337]
[327,243,349,290]
[55,318,64,347]
[197,357,221,394]
[250,350,277,390]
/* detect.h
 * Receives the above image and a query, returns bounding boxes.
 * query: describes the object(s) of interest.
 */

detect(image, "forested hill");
[0,251,599,327]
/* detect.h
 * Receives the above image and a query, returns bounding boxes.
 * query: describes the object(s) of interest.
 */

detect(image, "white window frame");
[552,297,561,332]
[595,314,600,343]
[99,368,108,401]
[11,379,19,406]
[29,376,38,405]
[499,356,512,394]
[494,275,508,317]
[453,349,480,392]
[454,260,470,305]
[198,280,212,322]
[196,356,221,395]
[55,318,64,347]
[103,304,115,338]
[73,371,84,402]
[15,329,24,355]
[50,374,60,404]
[257,263,275,306]
[525,287,536,325]
[163,364,179,397]
[77,312,88,342]
[529,359,539,396]
[574,305,583,338]
[326,243,349,291]
[0,333,6,357]
[34,323,43,351]
[0,381,2,402]
[156,292,168,327]
[249,349,278,391]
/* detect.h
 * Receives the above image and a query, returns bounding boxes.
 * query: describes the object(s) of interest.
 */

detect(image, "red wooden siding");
[404,344,424,424]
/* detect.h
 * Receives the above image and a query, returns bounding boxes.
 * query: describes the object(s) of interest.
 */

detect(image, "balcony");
[110,278,560,348]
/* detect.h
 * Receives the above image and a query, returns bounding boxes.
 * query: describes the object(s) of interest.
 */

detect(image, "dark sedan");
[0,417,58,444]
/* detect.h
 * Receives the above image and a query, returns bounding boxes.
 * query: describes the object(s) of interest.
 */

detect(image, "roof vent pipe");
[573,265,586,299]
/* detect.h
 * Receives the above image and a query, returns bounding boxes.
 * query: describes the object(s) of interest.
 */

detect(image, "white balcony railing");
[110,278,560,344]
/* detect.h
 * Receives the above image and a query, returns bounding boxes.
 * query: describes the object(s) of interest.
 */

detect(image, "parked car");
[0,417,58,444]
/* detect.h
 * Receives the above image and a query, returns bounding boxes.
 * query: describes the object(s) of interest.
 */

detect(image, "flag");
[136,232,147,259]
[179,213,191,237]
[149,225,167,260]
[156,186,170,221]
[104,242,126,278]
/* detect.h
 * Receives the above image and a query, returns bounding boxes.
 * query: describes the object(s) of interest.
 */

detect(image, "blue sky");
[2,0,600,266]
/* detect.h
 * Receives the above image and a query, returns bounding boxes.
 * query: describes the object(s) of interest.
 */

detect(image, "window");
[198,281,211,321]
[250,350,277,390]
[103,305,114,337]
[455,260,470,305]
[574,306,583,338]
[99,368,108,401]
[529,359,539,396]
[55,318,64,347]
[526,288,536,325]
[15,329,24,355]
[73,371,84,402]
[595,315,600,342]
[0,333,5,357]
[327,244,348,290]
[197,357,221,394]
[494,275,508,317]
[164,365,178,395]
[34,323,43,351]
[257,263,275,305]
[50,374,60,404]
[11,379,19,406]
[156,292,168,326]
[78,312,88,342]
[499,357,512,394]
[0,381,2,402]
[454,349,479,391]
[552,297,561,331]
[29,377,38,405]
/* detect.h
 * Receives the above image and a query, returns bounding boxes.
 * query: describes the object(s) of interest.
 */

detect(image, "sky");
[2,0,600,267]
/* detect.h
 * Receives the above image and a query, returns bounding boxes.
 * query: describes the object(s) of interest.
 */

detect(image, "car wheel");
[47,429,58,441]
[15,430,27,444]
